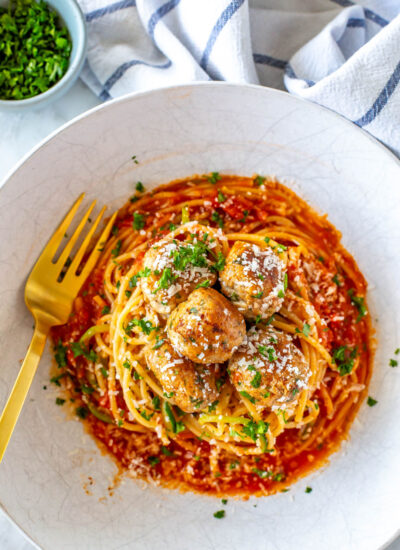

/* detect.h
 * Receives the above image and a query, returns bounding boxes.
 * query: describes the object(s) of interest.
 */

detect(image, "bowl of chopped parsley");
[0,0,86,109]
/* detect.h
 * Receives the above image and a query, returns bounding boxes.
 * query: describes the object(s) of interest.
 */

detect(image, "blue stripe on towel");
[353,60,400,127]
[200,0,245,72]
[99,59,172,99]
[346,17,365,28]
[148,0,181,39]
[253,53,287,70]
[85,0,136,22]
[329,0,388,27]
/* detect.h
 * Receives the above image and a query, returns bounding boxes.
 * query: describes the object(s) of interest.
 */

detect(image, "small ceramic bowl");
[0,0,87,111]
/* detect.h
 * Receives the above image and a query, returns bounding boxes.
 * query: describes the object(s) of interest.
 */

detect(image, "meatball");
[228,326,310,409]
[220,241,286,321]
[145,336,219,413]
[167,288,246,364]
[141,222,225,316]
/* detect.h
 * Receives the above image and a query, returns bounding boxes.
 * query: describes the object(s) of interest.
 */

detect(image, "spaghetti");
[51,174,373,496]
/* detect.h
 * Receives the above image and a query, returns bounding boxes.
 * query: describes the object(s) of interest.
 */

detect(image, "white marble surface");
[0,81,399,550]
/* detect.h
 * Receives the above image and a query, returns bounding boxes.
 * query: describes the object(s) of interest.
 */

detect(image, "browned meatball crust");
[228,326,310,409]
[145,336,219,413]
[141,222,224,317]
[167,287,246,364]
[220,241,286,320]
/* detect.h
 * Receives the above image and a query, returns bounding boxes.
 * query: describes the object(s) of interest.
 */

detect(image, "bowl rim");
[1,81,399,183]
[0,0,87,107]
[0,82,400,550]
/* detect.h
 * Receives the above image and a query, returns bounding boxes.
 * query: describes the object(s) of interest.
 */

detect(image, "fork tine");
[56,200,97,268]
[77,211,118,282]
[44,194,85,259]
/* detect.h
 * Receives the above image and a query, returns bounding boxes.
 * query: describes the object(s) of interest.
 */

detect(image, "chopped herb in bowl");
[0,0,72,100]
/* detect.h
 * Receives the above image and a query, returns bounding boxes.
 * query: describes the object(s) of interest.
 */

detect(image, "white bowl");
[0,83,399,550]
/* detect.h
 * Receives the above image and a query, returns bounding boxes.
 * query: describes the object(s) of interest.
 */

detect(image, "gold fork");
[0,194,117,462]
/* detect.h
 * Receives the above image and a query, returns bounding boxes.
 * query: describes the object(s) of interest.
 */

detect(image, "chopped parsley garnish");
[196,279,210,289]
[54,340,67,368]
[130,196,139,203]
[76,406,88,419]
[348,289,367,322]
[81,384,94,394]
[332,346,357,376]
[332,274,341,286]
[395,348,400,355]
[278,289,285,299]
[148,456,160,466]
[221,498,228,505]
[255,314,262,324]
[123,360,131,369]
[212,251,226,272]
[217,190,226,202]
[152,395,161,410]
[111,225,119,236]
[172,241,209,271]
[208,400,219,412]
[367,396,378,407]
[136,181,144,192]
[208,172,221,184]
[252,468,270,479]
[250,371,262,388]
[254,175,266,187]
[101,305,111,315]
[153,337,165,350]
[389,359,398,367]
[213,510,225,519]
[211,210,224,228]
[161,445,173,456]
[132,212,145,230]
[0,0,72,100]
[70,342,97,363]
[252,291,263,299]
[264,236,270,244]
[153,267,177,293]
[295,322,311,338]
[129,267,151,288]
[305,486,313,493]
[50,372,67,386]
[239,391,256,404]
[284,273,288,291]
[55,397,65,406]
[216,377,225,391]
[239,210,249,223]
[125,318,157,336]
[111,239,122,257]
[131,155,139,164]
[100,367,108,378]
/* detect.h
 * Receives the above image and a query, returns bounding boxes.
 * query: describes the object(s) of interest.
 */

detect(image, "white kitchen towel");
[77,0,400,155]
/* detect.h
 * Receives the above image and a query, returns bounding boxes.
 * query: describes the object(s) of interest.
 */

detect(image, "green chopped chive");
[208,172,221,184]
[133,212,145,230]
[136,181,144,192]
[305,487,312,493]
[367,396,377,407]
[148,455,160,466]
[254,175,266,186]
[0,0,72,100]
[213,510,225,519]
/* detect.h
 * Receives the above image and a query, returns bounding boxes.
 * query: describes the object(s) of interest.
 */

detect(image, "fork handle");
[0,322,49,463]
